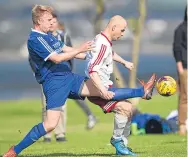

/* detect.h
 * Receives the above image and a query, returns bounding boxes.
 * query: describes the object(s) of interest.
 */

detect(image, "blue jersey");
[27,29,72,84]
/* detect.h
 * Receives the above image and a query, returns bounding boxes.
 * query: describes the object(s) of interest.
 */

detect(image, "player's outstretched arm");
[48,41,94,63]
[74,53,87,60]
[90,72,114,100]
[113,51,134,71]
[63,45,87,60]
[88,42,114,100]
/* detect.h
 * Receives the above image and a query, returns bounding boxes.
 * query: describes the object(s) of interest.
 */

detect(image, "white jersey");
[85,33,113,88]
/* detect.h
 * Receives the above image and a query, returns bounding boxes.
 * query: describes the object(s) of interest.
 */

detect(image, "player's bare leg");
[43,110,61,133]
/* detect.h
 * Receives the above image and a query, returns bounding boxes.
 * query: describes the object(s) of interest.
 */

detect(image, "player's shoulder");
[29,29,48,39]
[28,30,50,45]
[94,33,110,47]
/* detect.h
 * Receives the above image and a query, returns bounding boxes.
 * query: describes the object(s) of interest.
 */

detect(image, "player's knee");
[43,110,61,132]
[44,121,58,132]
[114,101,133,118]
[46,124,56,132]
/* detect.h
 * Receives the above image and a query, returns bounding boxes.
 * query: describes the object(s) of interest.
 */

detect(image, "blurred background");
[0,1,187,156]
[0,0,186,100]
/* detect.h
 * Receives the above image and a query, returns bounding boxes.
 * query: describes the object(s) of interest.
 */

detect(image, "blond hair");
[32,4,54,25]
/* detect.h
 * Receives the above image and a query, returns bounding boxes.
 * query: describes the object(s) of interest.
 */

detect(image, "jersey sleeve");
[55,41,65,54]
[88,40,108,74]
[28,36,57,61]
[173,26,183,63]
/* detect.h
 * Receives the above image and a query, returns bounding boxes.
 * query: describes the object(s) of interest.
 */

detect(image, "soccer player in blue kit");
[3,5,156,157]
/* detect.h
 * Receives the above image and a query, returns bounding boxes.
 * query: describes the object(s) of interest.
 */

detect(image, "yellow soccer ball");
[156,76,177,96]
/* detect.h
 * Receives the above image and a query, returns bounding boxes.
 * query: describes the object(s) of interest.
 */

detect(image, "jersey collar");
[31,28,47,35]
[101,32,112,46]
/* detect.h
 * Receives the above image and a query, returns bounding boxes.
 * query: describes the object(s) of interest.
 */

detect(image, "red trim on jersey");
[88,44,107,73]
[109,85,113,88]
[101,32,112,46]
[89,71,97,74]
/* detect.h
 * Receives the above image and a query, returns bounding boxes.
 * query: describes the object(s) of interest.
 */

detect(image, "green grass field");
[0,95,187,157]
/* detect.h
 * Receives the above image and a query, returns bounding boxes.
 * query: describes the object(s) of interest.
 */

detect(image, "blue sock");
[14,123,47,154]
[109,87,144,101]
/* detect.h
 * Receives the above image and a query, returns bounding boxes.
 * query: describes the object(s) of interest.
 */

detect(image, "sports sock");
[122,121,131,146]
[109,87,144,101]
[14,123,47,154]
[112,114,128,139]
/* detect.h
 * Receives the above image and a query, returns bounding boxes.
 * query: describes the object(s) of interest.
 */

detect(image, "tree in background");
[94,0,105,35]
[129,0,146,105]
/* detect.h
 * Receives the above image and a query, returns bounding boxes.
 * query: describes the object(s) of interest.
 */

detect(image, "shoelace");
[119,141,134,153]
[119,140,127,149]
[127,147,133,152]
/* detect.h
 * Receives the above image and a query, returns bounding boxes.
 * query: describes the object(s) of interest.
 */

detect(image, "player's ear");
[38,18,42,25]
[112,25,116,31]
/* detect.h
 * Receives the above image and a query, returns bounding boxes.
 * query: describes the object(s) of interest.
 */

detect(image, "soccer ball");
[156,76,177,96]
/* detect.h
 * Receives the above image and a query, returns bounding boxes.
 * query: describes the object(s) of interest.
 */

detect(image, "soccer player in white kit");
[85,15,156,156]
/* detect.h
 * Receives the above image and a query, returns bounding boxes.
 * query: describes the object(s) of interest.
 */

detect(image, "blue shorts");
[42,72,87,110]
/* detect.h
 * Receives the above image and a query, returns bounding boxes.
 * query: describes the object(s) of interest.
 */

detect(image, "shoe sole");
[146,79,157,100]
[116,151,137,156]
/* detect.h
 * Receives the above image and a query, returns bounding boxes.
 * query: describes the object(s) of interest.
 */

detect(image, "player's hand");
[100,88,115,100]
[79,41,95,53]
[177,66,184,75]
[124,61,134,71]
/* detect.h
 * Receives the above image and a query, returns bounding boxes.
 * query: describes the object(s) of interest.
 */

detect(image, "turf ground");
[0,95,187,157]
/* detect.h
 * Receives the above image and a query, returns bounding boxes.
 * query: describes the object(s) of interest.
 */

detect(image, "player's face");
[112,22,127,41]
[49,18,59,32]
[38,12,53,33]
